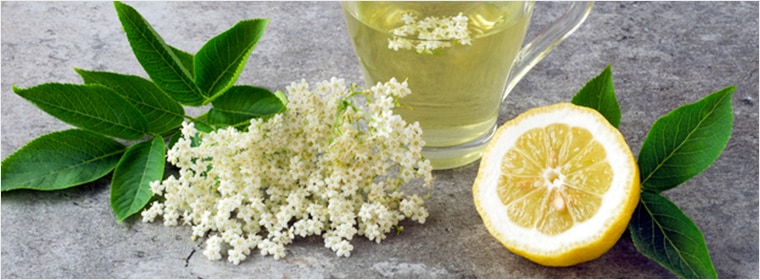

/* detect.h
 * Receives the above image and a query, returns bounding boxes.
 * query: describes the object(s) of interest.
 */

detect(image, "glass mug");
[343,1,593,169]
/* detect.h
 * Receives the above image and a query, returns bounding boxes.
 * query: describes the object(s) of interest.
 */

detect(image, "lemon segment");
[473,103,640,267]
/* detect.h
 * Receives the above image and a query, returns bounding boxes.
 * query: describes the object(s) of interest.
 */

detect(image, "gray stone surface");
[1,1,757,278]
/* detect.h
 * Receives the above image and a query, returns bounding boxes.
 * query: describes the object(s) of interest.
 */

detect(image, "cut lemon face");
[473,103,640,267]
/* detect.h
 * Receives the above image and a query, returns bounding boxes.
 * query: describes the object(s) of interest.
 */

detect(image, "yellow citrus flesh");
[473,103,640,267]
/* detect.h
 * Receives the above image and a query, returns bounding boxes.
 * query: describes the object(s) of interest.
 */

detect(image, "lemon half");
[473,103,640,267]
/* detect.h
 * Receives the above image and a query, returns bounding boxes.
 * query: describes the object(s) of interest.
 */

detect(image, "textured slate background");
[2,1,757,278]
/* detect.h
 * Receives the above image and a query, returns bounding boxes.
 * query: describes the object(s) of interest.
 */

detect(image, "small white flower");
[400,13,416,25]
[203,235,223,261]
[227,248,246,265]
[334,240,354,257]
[140,201,163,223]
[180,121,197,138]
[453,13,468,25]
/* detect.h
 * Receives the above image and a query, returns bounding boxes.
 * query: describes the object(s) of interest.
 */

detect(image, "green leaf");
[111,136,165,223]
[629,191,717,278]
[194,121,214,134]
[167,130,182,150]
[194,19,268,103]
[273,90,289,108]
[114,1,206,105]
[207,85,286,128]
[638,86,735,192]
[75,69,185,135]
[1,129,126,191]
[571,64,621,128]
[169,45,195,75]
[12,83,148,140]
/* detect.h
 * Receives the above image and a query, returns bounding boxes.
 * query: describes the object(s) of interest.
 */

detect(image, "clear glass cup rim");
[341,1,536,42]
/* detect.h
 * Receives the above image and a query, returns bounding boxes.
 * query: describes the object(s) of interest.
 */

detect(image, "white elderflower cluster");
[388,12,472,54]
[142,77,433,264]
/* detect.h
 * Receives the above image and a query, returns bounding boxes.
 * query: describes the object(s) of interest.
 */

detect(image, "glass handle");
[502,1,594,102]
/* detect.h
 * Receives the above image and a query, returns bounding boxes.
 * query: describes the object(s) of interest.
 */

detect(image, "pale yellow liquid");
[344,2,533,149]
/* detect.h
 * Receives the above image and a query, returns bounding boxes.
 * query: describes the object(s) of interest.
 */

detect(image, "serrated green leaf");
[111,136,165,223]
[75,69,185,135]
[194,19,268,103]
[638,86,735,192]
[12,83,148,140]
[571,64,621,128]
[629,191,717,278]
[114,1,206,106]
[1,129,126,191]
[207,85,286,128]
[169,45,194,75]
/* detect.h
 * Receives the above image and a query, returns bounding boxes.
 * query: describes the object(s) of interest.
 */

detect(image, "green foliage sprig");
[1,1,286,223]
[572,65,733,278]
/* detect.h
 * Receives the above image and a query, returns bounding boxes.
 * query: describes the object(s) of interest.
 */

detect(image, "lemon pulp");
[499,124,613,235]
